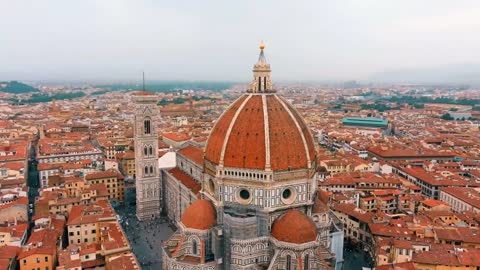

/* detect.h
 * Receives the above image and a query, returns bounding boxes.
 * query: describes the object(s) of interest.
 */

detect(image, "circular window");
[239,189,250,200]
[236,188,252,205]
[280,187,297,205]
[282,189,292,199]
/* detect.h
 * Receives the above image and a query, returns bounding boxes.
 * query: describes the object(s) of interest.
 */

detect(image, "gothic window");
[144,166,148,176]
[192,240,198,255]
[150,166,154,174]
[149,146,153,155]
[304,254,309,270]
[286,255,292,270]
[144,146,148,156]
[144,119,151,135]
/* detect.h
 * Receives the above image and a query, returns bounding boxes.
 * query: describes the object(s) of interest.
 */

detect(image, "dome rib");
[261,95,271,170]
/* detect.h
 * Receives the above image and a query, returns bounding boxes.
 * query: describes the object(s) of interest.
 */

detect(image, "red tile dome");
[204,94,316,172]
[180,199,217,230]
[271,209,318,244]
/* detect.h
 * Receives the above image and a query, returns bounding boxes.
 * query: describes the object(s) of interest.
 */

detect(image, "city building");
[66,200,116,245]
[440,187,480,213]
[133,91,162,220]
[342,117,388,129]
[117,150,135,178]
[84,169,125,204]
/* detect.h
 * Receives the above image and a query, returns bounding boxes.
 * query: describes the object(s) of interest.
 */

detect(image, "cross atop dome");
[248,41,275,93]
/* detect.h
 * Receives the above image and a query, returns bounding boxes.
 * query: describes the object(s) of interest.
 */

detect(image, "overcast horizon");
[2,0,480,83]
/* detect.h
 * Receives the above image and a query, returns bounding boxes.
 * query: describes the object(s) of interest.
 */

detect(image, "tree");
[441,113,454,120]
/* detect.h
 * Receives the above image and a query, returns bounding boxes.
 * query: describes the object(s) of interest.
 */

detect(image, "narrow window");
[264,76,267,90]
[144,166,148,176]
[304,254,309,270]
[149,146,153,155]
[144,146,148,156]
[286,255,292,270]
[192,240,198,255]
[144,119,151,135]
[258,77,261,91]
[150,166,154,174]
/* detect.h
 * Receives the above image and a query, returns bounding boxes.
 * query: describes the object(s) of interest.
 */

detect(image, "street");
[115,188,174,269]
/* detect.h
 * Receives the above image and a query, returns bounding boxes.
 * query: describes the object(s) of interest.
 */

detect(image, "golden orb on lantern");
[259,41,265,50]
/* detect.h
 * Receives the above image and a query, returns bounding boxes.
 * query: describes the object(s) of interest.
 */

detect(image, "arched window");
[144,146,148,156]
[304,254,309,270]
[150,166,154,174]
[286,255,292,270]
[144,166,148,176]
[144,119,151,135]
[149,146,153,155]
[192,240,198,255]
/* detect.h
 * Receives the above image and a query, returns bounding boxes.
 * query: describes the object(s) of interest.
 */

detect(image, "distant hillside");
[0,81,39,94]
[369,63,480,86]
[95,81,235,93]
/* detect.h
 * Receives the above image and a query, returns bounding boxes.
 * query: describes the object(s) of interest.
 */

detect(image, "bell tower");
[133,90,161,221]
[248,41,274,93]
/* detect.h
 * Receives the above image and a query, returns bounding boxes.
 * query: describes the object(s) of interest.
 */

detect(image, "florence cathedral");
[133,43,344,270]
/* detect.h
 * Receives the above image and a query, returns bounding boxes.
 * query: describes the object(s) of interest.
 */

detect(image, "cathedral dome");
[204,43,315,174]
[204,94,316,172]
[271,209,318,244]
[180,199,217,230]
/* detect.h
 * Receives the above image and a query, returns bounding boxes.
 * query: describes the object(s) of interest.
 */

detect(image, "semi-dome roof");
[271,209,318,244]
[312,195,329,213]
[180,199,217,230]
[204,94,316,172]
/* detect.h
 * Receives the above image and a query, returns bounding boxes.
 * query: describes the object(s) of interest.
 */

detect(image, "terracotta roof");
[67,200,115,226]
[422,199,448,208]
[106,252,140,270]
[178,145,203,166]
[0,245,20,269]
[271,209,317,244]
[204,94,316,171]
[19,229,58,259]
[167,168,201,194]
[85,169,123,180]
[312,193,329,213]
[163,132,191,142]
[440,187,480,210]
[180,199,216,230]
[132,90,155,96]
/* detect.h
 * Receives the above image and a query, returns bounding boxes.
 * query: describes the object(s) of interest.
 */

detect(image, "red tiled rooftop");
[180,199,216,230]
[178,145,203,166]
[167,168,201,194]
[271,209,317,244]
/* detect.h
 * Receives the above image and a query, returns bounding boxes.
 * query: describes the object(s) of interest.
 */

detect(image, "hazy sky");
[1,0,480,82]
